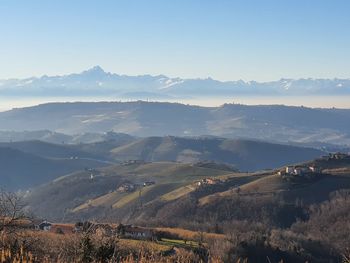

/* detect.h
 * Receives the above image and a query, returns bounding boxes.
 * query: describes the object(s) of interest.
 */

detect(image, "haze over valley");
[1,100,350,146]
[1,71,350,262]
[1,66,350,111]
[2,1,350,262]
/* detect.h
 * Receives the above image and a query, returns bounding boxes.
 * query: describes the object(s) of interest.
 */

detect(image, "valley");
[2,2,350,261]
[1,102,349,263]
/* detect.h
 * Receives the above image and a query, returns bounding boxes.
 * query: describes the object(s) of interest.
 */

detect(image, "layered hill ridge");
[0,137,324,191]
[0,140,95,159]
[109,136,324,171]
[0,130,135,144]
[1,101,350,145]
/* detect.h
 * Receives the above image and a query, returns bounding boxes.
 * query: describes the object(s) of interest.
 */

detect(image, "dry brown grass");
[155,227,226,241]
[0,247,35,263]
[118,239,170,253]
[0,230,223,263]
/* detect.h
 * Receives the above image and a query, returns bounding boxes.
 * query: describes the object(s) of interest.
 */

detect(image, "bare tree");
[0,190,25,237]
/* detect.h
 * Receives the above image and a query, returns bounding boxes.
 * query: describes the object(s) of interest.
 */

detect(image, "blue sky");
[1,0,350,81]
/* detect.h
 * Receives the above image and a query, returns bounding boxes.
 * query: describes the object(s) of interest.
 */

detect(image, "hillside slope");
[0,140,95,159]
[0,136,323,191]
[23,158,350,227]
[0,138,134,160]
[24,161,235,221]
[0,147,108,190]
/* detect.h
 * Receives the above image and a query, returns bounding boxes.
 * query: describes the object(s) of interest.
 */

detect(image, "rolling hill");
[0,140,96,159]
[0,135,135,160]
[110,136,324,171]
[23,161,235,221]
[0,147,109,190]
[1,101,350,146]
[0,135,323,192]
[1,136,323,173]
[0,130,135,144]
[23,156,350,226]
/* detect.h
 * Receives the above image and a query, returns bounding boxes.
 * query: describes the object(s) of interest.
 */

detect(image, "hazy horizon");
[1,95,350,113]
[2,1,350,112]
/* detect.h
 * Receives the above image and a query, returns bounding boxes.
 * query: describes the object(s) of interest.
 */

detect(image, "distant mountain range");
[1,66,350,97]
[1,101,350,146]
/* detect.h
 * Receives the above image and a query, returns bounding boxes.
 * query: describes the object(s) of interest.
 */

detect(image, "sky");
[1,0,350,81]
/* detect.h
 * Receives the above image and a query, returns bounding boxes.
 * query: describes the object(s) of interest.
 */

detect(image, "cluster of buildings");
[116,224,154,240]
[324,152,350,161]
[196,178,220,187]
[278,165,321,177]
[277,152,350,178]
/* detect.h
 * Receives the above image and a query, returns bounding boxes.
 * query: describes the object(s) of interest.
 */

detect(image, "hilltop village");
[278,152,350,178]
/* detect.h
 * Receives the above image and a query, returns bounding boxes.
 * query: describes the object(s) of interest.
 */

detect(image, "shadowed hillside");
[0,130,135,144]
[0,147,109,190]
[0,136,135,160]
[0,136,323,191]
[0,140,95,159]
[110,136,324,171]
